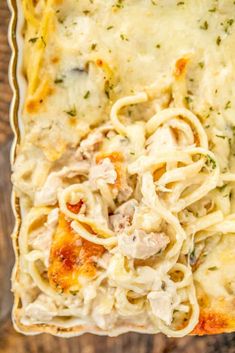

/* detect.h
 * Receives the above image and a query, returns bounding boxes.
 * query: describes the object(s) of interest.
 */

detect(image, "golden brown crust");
[191,311,234,335]
[48,213,105,292]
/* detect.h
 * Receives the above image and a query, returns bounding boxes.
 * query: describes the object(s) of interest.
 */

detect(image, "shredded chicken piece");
[188,197,214,217]
[110,199,138,232]
[47,208,59,228]
[89,158,117,189]
[118,230,169,259]
[34,162,89,206]
[29,208,59,266]
[77,131,103,159]
[76,125,113,160]
[25,294,57,323]
[148,278,180,325]
[167,118,194,146]
[133,206,162,232]
[148,290,174,325]
[91,292,116,329]
[117,184,133,203]
[146,126,177,155]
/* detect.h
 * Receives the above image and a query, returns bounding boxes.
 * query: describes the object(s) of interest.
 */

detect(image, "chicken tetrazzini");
[11,0,235,337]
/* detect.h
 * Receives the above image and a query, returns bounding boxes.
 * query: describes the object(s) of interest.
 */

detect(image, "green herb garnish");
[185,96,193,104]
[29,37,38,43]
[189,248,196,265]
[83,90,90,99]
[198,61,204,69]
[225,100,231,110]
[200,21,209,30]
[205,154,216,169]
[217,184,227,192]
[216,36,221,46]
[91,43,97,50]
[41,36,46,47]
[54,78,64,84]
[120,33,129,41]
[65,106,77,117]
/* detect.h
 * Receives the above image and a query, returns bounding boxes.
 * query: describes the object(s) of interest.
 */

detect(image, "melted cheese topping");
[12,0,235,337]
[48,212,105,292]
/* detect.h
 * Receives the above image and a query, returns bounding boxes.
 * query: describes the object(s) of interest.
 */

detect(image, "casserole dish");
[8,0,235,337]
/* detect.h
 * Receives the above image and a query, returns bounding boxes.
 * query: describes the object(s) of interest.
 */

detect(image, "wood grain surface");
[1,0,235,352]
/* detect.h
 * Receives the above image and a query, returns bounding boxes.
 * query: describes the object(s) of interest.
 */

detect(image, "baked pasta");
[11,0,235,337]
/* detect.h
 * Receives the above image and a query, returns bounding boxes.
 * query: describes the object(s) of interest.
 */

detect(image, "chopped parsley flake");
[107,26,114,30]
[208,266,218,271]
[189,248,196,265]
[70,290,79,296]
[217,184,228,192]
[28,37,38,43]
[113,0,124,9]
[205,155,216,169]
[91,43,97,50]
[54,78,64,84]
[58,17,65,24]
[177,1,184,5]
[185,96,193,104]
[198,61,204,69]
[200,21,209,30]
[155,43,161,48]
[208,7,216,13]
[215,134,226,139]
[223,18,234,33]
[83,90,90,99]
[120,33,129,41]
[225,100,231,109]
[227,18,234,26]
[104,80,114,99]
[65,106,77,117]
[216,36,221,46]
[41,36,46,47]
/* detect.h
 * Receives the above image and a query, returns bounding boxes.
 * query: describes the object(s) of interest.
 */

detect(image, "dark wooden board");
[1,0,235,351]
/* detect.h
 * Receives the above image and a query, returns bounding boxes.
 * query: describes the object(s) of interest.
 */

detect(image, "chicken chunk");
[146,126,177,155]
[89,158,117,190]
[148,290,175,325]
[77,131,103,160]
[29,208,59,266]
[118,229,169,259]
[34,162,89,206]
[110,199,138,232]
[24,294,57,323]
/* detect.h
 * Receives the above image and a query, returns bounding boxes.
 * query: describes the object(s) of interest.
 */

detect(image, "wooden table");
[1,1,235,352]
